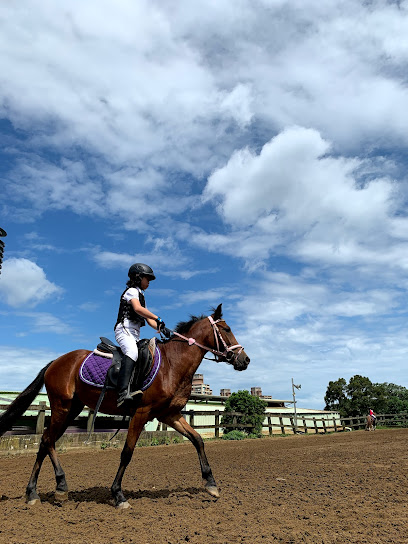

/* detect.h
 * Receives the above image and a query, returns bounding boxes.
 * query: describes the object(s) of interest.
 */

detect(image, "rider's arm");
[146,317,159,329]
[130,298,161,330]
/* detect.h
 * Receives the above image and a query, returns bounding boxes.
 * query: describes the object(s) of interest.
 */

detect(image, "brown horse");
[0,304,249,508]
[365,415,376,431]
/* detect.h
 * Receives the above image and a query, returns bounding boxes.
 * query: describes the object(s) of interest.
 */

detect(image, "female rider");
[114,263,169,407]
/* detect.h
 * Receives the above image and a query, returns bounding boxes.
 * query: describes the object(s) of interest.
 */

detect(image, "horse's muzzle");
[233,352,250,371]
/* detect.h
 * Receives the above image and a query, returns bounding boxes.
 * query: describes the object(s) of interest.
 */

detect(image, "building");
[251,386,262,397]
[220,389,231,397]
[0,390,343,442]
[192,374,212,395]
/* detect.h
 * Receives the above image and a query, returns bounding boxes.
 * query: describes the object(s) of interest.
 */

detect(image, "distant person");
[114,263,170,407]
[369,408,377,423]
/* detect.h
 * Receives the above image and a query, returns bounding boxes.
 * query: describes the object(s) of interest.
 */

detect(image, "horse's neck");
[166,319,212,377]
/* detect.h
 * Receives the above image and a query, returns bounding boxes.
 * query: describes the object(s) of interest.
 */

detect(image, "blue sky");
[2,1,408,409]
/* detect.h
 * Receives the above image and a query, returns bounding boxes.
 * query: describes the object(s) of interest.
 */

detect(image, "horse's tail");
[0,361,54,436]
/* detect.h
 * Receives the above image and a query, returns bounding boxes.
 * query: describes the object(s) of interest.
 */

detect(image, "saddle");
[96,336,155,390]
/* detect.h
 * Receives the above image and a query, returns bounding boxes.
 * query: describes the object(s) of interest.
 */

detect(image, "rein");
[163,316,244,364]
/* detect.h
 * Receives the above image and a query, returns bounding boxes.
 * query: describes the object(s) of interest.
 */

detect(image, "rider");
[114,263,170,408]
[369,408,377,423]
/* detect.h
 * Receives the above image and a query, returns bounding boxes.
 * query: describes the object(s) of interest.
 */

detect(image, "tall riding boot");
[117,355,140,407]
[131,363,144,401]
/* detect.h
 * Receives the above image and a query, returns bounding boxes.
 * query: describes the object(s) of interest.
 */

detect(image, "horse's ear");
[212,304,223,321]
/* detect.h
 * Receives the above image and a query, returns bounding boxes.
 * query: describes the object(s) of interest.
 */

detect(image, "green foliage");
[221,390,267,435]
[136,434,183,447]
[346,375,373,416]
[324,378,348,416]
[324,376,408,417]
[222,430,246,440]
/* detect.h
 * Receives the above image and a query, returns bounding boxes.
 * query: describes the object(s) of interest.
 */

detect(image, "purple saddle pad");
[79,345,162,391]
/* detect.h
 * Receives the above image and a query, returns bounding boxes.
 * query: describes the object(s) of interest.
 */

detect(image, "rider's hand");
[161,327,171,339]
[156,317,165,331]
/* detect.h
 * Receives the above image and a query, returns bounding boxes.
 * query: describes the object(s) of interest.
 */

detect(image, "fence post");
[279,415,285,435]
[268,415,273,436]
[87,409,94,433]
[215,410,220,438]
[322,419,327,434]
[302,417,308,434]
[290,416,296,434]
[332,417,337,432]
[36,401,46,435]
[313,417,318,434]
[190,410,195,428]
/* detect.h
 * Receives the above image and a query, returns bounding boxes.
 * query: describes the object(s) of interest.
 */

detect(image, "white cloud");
[201,271,408,408]
[0,346,58,390]
[3,1,408,232]
[21,312,72,334]
[92,236,219,280]
[204,126,389,230]
[0,258,63,308]
[201,126,408,271]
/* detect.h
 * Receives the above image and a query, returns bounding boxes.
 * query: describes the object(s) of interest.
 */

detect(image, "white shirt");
[120,287,145,330]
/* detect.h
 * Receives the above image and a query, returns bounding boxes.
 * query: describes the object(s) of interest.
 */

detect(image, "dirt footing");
[0,429,407,544]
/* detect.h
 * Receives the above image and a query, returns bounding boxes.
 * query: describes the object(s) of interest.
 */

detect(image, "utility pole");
[292,378,301,432]
[0,228,6,275]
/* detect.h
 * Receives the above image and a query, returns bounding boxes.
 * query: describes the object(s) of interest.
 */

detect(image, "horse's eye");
[224,327,231,333]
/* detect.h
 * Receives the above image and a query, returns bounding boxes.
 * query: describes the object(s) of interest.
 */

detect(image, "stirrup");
[130,389,143,397]
[117,390,143,407]
[117,392,132,407]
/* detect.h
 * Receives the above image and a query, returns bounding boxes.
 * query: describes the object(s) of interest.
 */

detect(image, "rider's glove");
[156,317,165,331]
[161,327,172,339]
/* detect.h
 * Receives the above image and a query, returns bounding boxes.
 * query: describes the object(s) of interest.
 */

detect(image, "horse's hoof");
[205,485,220,499]
[116,501,131,510]
[26,498,41,506]
[54,490,68,503]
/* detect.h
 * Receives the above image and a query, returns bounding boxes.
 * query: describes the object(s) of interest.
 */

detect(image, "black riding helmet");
[128,263,156,280]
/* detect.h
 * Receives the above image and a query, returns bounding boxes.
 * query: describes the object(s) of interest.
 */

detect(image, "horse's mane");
[173,307,222,336]
[174,314,208,335]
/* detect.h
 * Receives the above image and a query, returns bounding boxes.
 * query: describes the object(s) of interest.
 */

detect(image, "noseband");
[168,316,244,364]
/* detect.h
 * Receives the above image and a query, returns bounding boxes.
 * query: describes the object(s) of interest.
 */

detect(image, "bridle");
[165,316,244,364]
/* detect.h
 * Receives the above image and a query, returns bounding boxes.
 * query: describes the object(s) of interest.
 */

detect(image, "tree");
[221,390,267,436]
[346,375,374,416]
[324,378,348,416]
[372,383,408,414]
[324,376,408,417]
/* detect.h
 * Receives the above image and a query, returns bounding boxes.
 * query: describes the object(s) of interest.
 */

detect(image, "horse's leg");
[26,396,84,504]
[163,413,219,498]
[26,438,49,505]
[111,409,148,509]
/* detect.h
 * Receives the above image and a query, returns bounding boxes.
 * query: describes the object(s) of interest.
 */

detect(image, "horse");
[0,304,250,508]
[365,415,376,431]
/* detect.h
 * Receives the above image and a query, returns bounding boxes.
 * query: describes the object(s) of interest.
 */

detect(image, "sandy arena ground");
[0,428,407,544]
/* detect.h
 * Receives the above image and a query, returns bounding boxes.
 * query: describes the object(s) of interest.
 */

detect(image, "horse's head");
[208,304,250,371]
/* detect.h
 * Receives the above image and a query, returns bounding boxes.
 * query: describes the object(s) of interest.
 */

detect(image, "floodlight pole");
[292,378,301,432]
